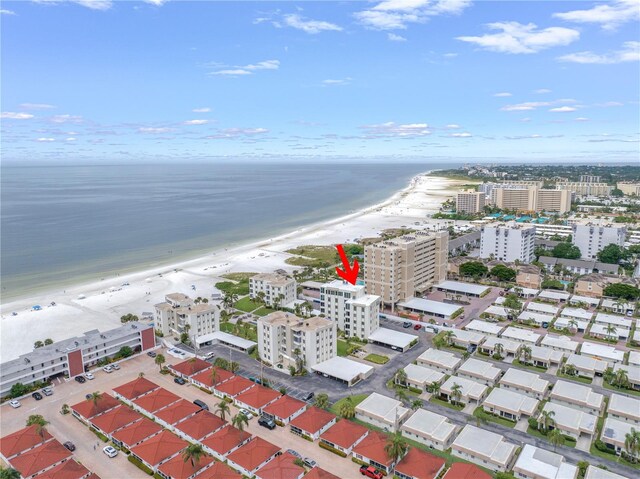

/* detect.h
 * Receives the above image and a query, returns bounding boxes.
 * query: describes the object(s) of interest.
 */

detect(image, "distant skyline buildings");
[1,1,638,163]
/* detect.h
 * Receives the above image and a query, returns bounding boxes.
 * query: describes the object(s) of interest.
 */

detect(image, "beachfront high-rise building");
[249,273,297,308]
[320,280,381,339]
[492,187,571,214]
[257,312,336,370]
[580,175,601,183]
[556,182,612,197]
[364,231,448,308]
[480,225,536,263]
[480,181,543,201]
[0,322,155,396]
[456,191,486,214]
[154,293,219,338]
[535,188,572,213]
[617,182,640,196]
[572,225,627,260]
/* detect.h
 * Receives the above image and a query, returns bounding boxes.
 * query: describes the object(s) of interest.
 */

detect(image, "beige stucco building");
[249,273,297,308]
[154,293,219,338]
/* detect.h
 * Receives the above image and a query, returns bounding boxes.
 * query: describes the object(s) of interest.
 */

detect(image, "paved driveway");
[576,435,592,452]
[515,418,529,432]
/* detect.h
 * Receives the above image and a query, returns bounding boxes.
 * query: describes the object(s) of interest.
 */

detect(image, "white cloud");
[534,88,552,94]
[1,9,16,15]
[557,41,640,64]
[1,112,35,119]
[549,106,577,112]
[50,114,83,124]
[212,69,253,76]
[211,60,280,76]
[354,0,472,30]
[144,0,168,6]
[457,22,579,54]
[553,0,639,31]
[192,107,211,113]
[282,14,342,34]
[450,132,472,137]
[205,127,269,139]
[322,77,352,86]
[66,137,77,141]
[575,117,589,122]
[443,52,458,58]
[245,60,280,71]
[184,119,209,125]
[500,98,575,111]
[138,127,173,133]
[445,124,461,129]
[493,92,512,97]
[20,103,56,110]
[360,122,431,138]
[35,137,55,142]
[387,33,407,42]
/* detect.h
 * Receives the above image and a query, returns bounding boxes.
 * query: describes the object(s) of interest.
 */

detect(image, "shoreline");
[0,172,465,361]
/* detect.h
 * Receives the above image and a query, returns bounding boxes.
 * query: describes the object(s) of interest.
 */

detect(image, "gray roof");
[448,230,481,250]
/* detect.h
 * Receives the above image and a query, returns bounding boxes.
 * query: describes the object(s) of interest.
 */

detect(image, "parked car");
[103,446,118,458]
[413,324,422,330]
[32,392,43,401]
[303,458,317,468]
[204,352,215,360]
[467,345,477,354]
[193,399,209,411]
[9,400,21,408]
[238,408,253,419]
[304,392,315,401]
[402,321,412,328]
[286,449,301,459]
[85,394,93,400]
[63,441,76,452]
[360,466,383,479]
[103,366,113,373]
[258,416,276,430]
[174,377,186,385]
[85,372,95,380]
[111,363,120,370]
[75,376,86,383]
[147,351,157,358]
[42,387,53,396]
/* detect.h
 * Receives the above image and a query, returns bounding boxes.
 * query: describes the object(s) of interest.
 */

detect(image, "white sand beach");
[0,173,466,361]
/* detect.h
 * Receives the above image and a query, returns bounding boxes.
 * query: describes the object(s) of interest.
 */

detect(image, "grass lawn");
[222,272,258,282]
[513,359,548,373]
[364,353,389,365]
[602,381,640,397]
[526,426,576,448]
[590,444,640,470]
[330,394,368,415]
[233,296,262,313]
[220,322,258,342]
[337,339,349,357]
[429,396,464,411]
[557,372,593,384]
[253,306,276,317]
[473,407,516,429]
[215,280,250,296]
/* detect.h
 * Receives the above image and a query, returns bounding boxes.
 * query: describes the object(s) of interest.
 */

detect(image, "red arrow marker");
[335,244,359,285]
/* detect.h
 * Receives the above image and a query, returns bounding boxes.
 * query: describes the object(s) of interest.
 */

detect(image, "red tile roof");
[191,366,234,387]
[154,399,200,425]
[262,395,306,421]
[214,376,255,397]
[234,385,281,410]
[0,425,53,459]
[289,407,336,435]
[112,417,162,448]
[255,452,304,479]
[352,431,393,468]
[443,463,492,479]
[201,425,251,456]
[9,440,72,478]
[133,387,180,413]
[394,448,445,479]
[226,437,280,473]
[70,393,120,420]
[130,430,188,467]
[34,459,91,479]
[113,377,160,400]
[156,451,214,479]
[170,358,211,377]
[90,405,142,434]
[320,419,368,450]
[195,462,242,479]
[174,410,226,441]
[301,469,340,479]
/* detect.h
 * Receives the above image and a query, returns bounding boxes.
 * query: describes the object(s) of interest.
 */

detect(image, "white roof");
[397,297,461,317]
[321,279,364,293]
[614,363,640,384]
[569,295,600,307]
[518,310,554,325]
[510,287,540,296]
[483,305,509,317]
[401,409,457,443]
[629,350,640,367]
[417,348,462,370]
[608,393,640,421]
[538,290,571,301]
[540,334,580,353]
[559,307,593,320]
[566,354,608,375]
[594,312,632,329]
[500,368,549,395]
[457,358,501,382]
[465,319,504,335]
[484,388,539,416]
[347,294,380,307]
[493,296,506,305]
[368,327,417,348]
[403,364,445,385]
[553,317,589,331]
[585,466,630,479]
[589,323,629,340]
[529,345,565,364]
[500,327,541,344]
[452,425,516,466]
[526,301,559,315]
[602,417,635,445]
[195,331,257,349]
[481,336,521,355]
[580,341,625,363]
[441,327,485,345]
[436,280,490,296]
[355,392,409,423]
[441,376,488,401]
[601,298,634,310]
[311,357,373,382]
[514,445,578,479]
[542,402,597,435]
[550,380,603,410]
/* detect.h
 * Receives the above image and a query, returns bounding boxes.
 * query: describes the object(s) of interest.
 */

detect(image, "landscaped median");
[363,353,389,365]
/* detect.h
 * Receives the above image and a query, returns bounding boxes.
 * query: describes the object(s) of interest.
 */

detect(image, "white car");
[111,363,120,370]
[238,408,253,419]
[85,372,95,380]
[9,400,21,408]
[102,366,113,373]
[103,446,118,458]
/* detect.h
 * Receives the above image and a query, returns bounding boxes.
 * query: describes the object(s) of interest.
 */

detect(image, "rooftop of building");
[254,452,304,479]
[169,358,211,377]
[320,419,368,449]
[90,404,142,434]
[34,459,93,479]
[154,398,201,425]
[156,452,214,479]
[500,368,549,393]
[251,273,294,286]
[227,437,280,472]
[442,463,492,479]
[352,430,394,467]
[0,425,53,459]
[201,425,251,456]
[235,385,281,409]
[514,444,578,479]
[71,392,120,420]
[130,430,188,466]
[214,375,255,397]
[483,388,539,415]
[174,409,226,440]
[394,447,445,479]
[132,387,180,413]
[290,406,336,434]
[195,462,242,479]
[113,377,160,400]
[9,439,72,478]
[355,392,409,423]
[417,348,463,369]
[452,425,516,465]
[262,395,306,420]
[111,417,162,447]
[400,408,457,442]
[191,366,235,387]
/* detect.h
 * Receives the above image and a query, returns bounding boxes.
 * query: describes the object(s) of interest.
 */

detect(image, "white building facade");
[572,225,627,260]
[480,225,536,263]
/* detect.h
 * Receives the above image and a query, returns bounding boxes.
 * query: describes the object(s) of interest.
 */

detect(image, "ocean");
[1,162,452,300]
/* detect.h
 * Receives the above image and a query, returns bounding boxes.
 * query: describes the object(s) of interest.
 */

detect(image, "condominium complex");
[580,175,601,183]
[364,231,448,307]
[249,273,297,308]
[492,187,571,214]
[455,191,485,214]
[479,181,544,200]
[616,182,640,196]
[257,312,336,370]
[479,225,536,263]
[154,293,219,338]
[572,225,627,260]
[556,182,612,197]
[320,280,381,339]
[0,322,155,396]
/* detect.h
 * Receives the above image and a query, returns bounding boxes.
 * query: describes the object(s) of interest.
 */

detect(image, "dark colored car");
[147,351,157,358]
[86,394,93,400]
[413,324,422,330]
[75,376,86,383]
[360,466,383,479]
[286,449,302,459]
[304,392,315,401]
[32,392,43,401]
[174,377,186,385]
[63,441,76,452]
[193,399,209,411]
[258,416,276,430]
[402,321,412,328]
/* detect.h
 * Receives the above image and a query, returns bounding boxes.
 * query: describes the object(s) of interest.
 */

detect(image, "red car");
[360,466,383,479]
[413,324,422,330]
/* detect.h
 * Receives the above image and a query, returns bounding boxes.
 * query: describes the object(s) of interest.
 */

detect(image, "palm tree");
[232,412,249,432]
[182,443,205,468]
[428,381,441,397]
[519,345,532,364]
[215,400,230,421]
[450,383,463,406]
[0,466,21,479]
[26,414,49,437]
[603,366,616,385]
[494,343,504,359]
[394,388,408,405]
[155,354,166,371]
[384,432,408,465]
[223,292,238,310]
[338,397,356,419]
[138,371,145,378]
[563,363,577,377]
[210,367,219,386]
[539,410,556,433]
[411,400,422,411]
[624,427,640,462]
[614,368,630,389]
[88,391,102,406]
[314,393,329,409]
[548,428,565,451]
[256,291,266,306]
[604,323,618,340]
[568,319,579,333]
[220,310,231,324]
[394,368,408,387]
[442,330,456,346]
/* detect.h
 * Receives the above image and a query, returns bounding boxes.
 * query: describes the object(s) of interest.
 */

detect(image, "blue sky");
[1,0,639,163]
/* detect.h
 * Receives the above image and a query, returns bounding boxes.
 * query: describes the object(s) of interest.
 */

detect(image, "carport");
[367,327,418,352]
[311,357,374,386]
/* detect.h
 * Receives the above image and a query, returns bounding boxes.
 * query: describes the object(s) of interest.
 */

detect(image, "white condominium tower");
[363,231,448,308]
[154,293,220,338]
[249,273,297,308]
[320,279,381,339]
[480,225,536,263]
[257,312,336,369]
[572,225,627,260]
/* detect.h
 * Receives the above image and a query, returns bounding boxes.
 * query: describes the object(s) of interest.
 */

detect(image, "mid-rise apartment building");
[617,182,640,196]
[455,191,485,214]
[556,182,612,197]
[320,280,381,339]
[572,224,626,259]
[580,175,601,183]
[480,181,544,200]
[480,225,535,263]
[155,293,219,338]
[257,312,336,370]
[249,273,297,308]
[0,322,155,396]
[492,187,571,213]
[364,231,448,308]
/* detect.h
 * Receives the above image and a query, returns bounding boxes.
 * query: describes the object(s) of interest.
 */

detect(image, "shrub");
[528,417,538,429]
[128,455,154,475]
[319,441,348,457]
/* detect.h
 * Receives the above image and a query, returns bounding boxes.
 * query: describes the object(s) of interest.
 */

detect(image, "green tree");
[26,414,49,437]
[597,244,627,264]
[9,383,28,398]
[551,242,581,259]
[603,283,640,300]
[394,368,408,386]
[88,391,102,406]
[0,467,21,479]
[490,265,517,282]
[118,346,134,358]
[503,294,522,312]
[459,261,488,278]
[493,343,504,360]
[215,400,230,421]
[182,443,205,468]
[577,461,589,479]
[623,427,640,462]
[548,428,565,451]
[154,354,166,371]
[338,397,356,419]
[539,410,556,432]
[428,382,441,396]
[411,399,422,411]
[34,341,44,349]
[384,432,408,464]
[314,393,330,409]
[44,338,53,346]
[450,383,463,406]
[611,188,624,197]
[232,412,249,432]
[120,313,139,323]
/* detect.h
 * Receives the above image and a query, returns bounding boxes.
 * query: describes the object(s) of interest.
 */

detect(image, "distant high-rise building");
[580,175,601,183]
[480,225,536,263]
[320,280,380,339]
[556,182,612,197]
[493,187,571,214]
[617,182,640,196]
[456,191,486,214]
[572,225,627,260]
